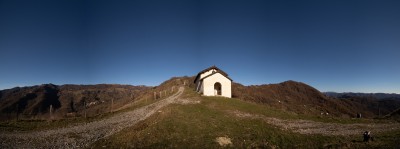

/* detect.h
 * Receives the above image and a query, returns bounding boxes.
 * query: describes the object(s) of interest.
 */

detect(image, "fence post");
[110,98,114,113]
[84,101,87,119]
[49,105,53,120]
[16,103,19,121]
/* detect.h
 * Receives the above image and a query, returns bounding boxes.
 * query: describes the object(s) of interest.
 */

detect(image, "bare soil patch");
[215,136,232,147]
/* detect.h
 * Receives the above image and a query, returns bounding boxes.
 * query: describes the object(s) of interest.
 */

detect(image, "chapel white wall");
[202,73,232,98]
[199,69,216,80]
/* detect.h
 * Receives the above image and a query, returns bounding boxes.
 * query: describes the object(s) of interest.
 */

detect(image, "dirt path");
[233,110,400,136]
[2,89,399,148]
[0,87,184,149]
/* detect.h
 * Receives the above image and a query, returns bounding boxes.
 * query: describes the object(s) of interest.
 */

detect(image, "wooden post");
[154,92,157,100]
[16,103,19,121]
[378,102,381,117]
[84,101,87,119]
[49,105,53,120]
[110,98,114,113]
[159,91,162,98]
[164,90,167,96]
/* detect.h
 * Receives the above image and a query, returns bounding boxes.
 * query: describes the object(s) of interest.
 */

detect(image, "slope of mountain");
[90,86,400,148]
[0,84,150,120]
[324,92,400,117]
[232,80,400,118]
[1,77,398,120]
[1,77,400,148]
[0,76,196,121]
[324,92,400,100]
[384,107,400,121]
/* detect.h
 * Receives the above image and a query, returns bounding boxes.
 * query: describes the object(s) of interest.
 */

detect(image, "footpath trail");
[0,87,184,149]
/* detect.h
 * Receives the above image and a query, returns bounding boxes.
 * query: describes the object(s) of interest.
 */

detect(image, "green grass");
[90,90,330,148]
[91,103,334,148]
[3,87,399,148]
[201,95,380,124]
[90,88,400,148]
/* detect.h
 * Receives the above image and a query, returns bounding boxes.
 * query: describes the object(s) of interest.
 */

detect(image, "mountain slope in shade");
[0,76,194,121]
[1,77,399,120]
[324,92,400,100]
[384,107,400,121]
[0,84,61,117]
[232,80,400,118]
[0,84,150,120]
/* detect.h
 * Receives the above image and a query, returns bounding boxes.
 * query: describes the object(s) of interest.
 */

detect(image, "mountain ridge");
[233,80,400,118]
[0,84,150,120]
[1,77,399,120]
[324,92,400,100]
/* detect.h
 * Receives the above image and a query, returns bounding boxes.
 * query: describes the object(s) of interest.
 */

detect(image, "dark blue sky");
[1,0,399,93]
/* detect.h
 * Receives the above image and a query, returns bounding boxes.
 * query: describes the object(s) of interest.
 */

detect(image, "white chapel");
[194,66,232,98]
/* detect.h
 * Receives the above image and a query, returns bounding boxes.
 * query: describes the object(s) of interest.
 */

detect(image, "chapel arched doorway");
[214,82,222,96]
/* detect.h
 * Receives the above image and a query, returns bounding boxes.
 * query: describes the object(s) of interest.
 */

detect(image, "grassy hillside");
[0,77,192,131]
[232,81,400,119]
[1,78,399,148]
[0,84,150,121]
[2,76,397,121]
[335,96,400,118]
[91,87,400,148]
[0,76,194,121]
[384,107,400,121]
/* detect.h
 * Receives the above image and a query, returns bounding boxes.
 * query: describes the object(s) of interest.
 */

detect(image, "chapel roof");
[194,65,232,83]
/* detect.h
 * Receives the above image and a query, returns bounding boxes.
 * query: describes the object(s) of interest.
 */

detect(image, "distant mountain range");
[324,92,400,100]
[1,76,400,121]
[0,77,191,121]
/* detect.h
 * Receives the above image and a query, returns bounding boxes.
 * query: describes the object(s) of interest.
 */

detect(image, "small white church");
[194,66,232,98]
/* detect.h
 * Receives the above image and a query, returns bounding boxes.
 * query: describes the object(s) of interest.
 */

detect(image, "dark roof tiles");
[194,66,232,83]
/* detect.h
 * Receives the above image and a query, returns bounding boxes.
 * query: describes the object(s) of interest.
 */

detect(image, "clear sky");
[1,0,399,93]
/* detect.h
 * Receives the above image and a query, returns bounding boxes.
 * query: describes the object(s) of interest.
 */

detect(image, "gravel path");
[233,110,400,136]
[0,87,184,148]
